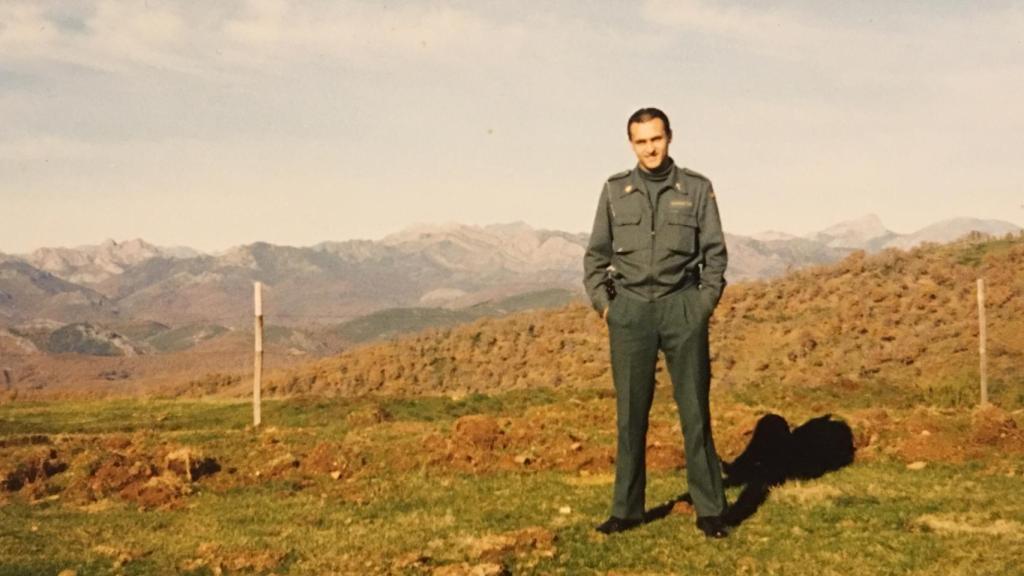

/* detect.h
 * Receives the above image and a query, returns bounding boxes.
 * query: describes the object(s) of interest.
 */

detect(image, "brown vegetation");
[264,236,1024,407]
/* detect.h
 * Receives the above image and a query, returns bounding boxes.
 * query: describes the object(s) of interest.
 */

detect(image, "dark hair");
[627,107,672,140]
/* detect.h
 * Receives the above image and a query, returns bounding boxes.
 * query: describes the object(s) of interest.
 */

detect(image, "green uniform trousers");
[606,286,727,520]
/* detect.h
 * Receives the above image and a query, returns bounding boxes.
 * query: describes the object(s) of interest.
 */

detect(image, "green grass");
[2,462,1022,575]
[2,394,1023,575]
[0,391,571,437]
[380,388,562,423]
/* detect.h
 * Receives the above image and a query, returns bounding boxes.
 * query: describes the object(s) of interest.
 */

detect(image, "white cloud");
[0,0,532,77]
[0,1,212,77]
[642,0,1024,72]
[642,0,829,49]
[0,3,63,50]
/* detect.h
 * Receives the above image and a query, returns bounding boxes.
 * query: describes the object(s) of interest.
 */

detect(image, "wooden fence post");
[254,281,264,426]
[977,278,988,406]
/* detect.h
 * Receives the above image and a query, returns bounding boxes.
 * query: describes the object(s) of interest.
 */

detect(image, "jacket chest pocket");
[663,210,698,255]
[612,211,645,254]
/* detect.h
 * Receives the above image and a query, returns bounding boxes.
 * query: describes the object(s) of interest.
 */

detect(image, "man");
[583,107,729,538]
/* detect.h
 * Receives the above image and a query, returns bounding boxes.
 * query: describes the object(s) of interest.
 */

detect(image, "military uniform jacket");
[583,163,728,313]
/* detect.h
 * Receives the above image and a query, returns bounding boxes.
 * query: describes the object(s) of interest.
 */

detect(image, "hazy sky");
[2,0,1022,253]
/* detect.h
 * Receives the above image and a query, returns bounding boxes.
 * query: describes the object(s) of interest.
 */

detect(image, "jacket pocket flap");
[613,212,642,226]
[668,212,698,228]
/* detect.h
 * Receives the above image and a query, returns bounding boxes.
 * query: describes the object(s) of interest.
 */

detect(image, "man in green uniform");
[584,107,729,538]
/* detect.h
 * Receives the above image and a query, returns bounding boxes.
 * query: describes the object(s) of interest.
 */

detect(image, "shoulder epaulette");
[681,167,710,182]
[607,169,631,182]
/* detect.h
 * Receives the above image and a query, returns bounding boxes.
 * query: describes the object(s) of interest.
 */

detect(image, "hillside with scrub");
[264,233,1024,410]
[2,234,1024,574]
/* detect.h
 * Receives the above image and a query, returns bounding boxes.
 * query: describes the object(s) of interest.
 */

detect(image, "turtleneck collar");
[637,157,675,182]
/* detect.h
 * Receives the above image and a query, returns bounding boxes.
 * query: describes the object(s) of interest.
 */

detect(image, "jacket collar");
[623,163,684,196]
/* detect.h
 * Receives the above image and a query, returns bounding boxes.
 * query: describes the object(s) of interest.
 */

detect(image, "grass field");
[2,392,1023,575]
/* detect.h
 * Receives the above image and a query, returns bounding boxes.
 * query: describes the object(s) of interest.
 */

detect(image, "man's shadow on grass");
[646,414,855,527]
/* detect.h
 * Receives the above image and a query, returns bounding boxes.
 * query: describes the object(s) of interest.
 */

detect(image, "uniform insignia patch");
[624,185,635,193]
[674,182,683,191]
[670,200,693,208]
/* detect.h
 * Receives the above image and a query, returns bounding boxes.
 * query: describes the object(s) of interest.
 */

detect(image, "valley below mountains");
[0,215,1020,397]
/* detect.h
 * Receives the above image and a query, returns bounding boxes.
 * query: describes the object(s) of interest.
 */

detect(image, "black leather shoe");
[696,515,729,539]
[595,516,643,534]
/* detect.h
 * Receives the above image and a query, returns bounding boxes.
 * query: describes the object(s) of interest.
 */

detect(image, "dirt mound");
[6,449,66,489]
[1,447,67,493]
[851,405,1024,463]
[0,437,222,509]
[438,409,617,474]
[971,405,1022,446]
[453,415,505,451]
[303,442,347,476]
[84,449,199,509]
[118,473,191,510]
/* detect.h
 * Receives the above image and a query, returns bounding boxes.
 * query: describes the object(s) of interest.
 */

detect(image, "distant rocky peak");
[100,238,161,261]
[484,221,534,234]
[381,222,483,245]
[817,214,889,238]
[811,214,895,250]
[25,238,177,285]
[752,230,799,242]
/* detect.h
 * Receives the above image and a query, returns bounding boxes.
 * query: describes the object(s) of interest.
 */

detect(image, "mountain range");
[6,230,1022,400]
[0,215,1019,347]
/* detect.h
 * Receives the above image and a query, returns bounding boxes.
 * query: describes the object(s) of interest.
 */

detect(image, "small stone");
[558,506,571,515]
[919,430,931,437]
[514,454,532,466]
[671,501,695,516]
[57,571,76,576]
[907,461,927,470]
[570,442,583,452]
[330,470,342,480]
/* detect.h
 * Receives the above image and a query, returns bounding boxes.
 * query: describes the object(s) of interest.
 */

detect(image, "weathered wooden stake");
[254,281,264,426]
[977,278,988,406]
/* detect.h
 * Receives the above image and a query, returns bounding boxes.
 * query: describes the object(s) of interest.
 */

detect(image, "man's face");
[629,118,671,171]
